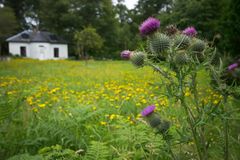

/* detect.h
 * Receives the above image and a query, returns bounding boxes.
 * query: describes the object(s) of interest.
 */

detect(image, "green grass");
[0,59,239,160]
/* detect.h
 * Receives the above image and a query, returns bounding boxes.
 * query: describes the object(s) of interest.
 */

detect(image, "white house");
[6,30,68,60]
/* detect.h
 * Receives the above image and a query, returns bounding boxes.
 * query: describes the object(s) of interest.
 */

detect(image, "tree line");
[0,0,239,59]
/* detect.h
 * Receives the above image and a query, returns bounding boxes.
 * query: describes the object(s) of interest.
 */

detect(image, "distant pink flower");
[120,50,132,59]
[228,63,238,71]
[141,105,155,117]
[139,17,160,36]
[183,27,197,37]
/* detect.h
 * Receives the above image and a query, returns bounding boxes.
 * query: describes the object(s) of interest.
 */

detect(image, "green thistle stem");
[166,140,178,160]
[223,94,229,160]
[178,70,203,160]
[191,71,208,159]
[146,62,174,84]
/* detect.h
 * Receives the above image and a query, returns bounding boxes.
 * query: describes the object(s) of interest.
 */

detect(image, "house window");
[54,48,59,58]
[20,46,26,57]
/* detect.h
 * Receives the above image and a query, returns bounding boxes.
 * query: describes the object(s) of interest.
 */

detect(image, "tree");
[133,0,172,25]
[164,0,225,39]
[4,0,40,29]
[74,27,103,59]
[95,0,120,56]
[220,0,240,57]
[38,0,121,58]
[0,7,18,55]
[114,0,130,24]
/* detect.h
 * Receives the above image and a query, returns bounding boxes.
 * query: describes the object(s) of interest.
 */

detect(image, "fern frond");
[85,141,110,160]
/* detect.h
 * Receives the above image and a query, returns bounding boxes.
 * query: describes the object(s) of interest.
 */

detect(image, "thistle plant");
[141,105,170,134]
[120,50,132,60]
[121,17,237,160]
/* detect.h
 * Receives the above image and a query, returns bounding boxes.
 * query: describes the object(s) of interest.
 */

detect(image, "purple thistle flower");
[182,26,197,37]
[141,105,156,117]
[228,63,238,71]
[139,17,160,36]
[120,50,132,59]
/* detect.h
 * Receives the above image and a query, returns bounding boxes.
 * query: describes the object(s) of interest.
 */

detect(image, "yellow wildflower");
[213,100,219,105]
[185,91,191,97]
[38,104,46,108]
[100,121,107,126]
[136,103,141,107]
[32,108,38,112]
[109,114,116,120]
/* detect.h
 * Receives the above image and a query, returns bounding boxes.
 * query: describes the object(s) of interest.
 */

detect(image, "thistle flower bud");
[130,51,145,67]
[148,33,170,55]
[149,115,161,128]
[191,39,205,53]
[195,52,205,63]
[174,34,190,49]
[156,120,170,134]
[141,105,170,134]
[174,50,189,65]
[165,25,178,36]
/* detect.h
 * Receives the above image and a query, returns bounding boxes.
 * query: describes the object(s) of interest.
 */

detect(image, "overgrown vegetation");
[0,59,239,159]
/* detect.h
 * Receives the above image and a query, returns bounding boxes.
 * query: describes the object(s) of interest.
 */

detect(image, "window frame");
[20,46,27,57]
[54,48,59,58]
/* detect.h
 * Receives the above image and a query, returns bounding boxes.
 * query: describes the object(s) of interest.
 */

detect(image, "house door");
[20,46,26,57]
[39,46,45,60]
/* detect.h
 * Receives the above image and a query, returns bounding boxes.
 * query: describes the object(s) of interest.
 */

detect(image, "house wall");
[29,43,50,60]
[9,42,68,60]
[8,43,30,56]
[50,44,68,59]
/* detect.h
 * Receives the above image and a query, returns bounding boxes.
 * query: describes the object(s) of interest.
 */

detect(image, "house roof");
[6,30,67,44]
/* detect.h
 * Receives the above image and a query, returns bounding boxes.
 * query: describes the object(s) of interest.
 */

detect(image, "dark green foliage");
[0,7,18,55]
[168,0,223,38]
[133,0,172,25]
[4,0,39,28]
[74,27,103,59]
[220,0,240,56]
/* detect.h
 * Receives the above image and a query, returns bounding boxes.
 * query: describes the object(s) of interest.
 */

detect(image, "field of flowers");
[0,59,239,160]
